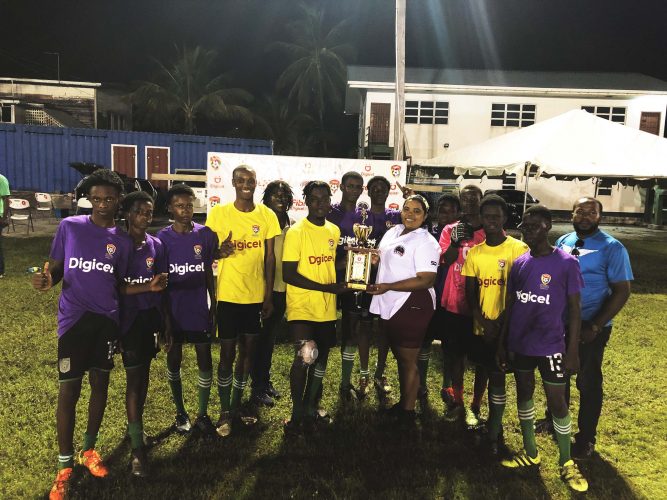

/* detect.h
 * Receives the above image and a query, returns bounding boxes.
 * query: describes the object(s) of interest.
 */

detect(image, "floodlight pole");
[394,0,406,161]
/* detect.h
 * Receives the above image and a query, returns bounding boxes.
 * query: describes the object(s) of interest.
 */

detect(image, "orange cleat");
[49,467,73,500]
[78,449,109,478]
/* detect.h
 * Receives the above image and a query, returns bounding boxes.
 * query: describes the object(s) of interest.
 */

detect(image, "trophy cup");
[344,202,376,291]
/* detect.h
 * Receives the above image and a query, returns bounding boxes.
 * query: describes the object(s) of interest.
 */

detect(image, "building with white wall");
[345,66,667,216]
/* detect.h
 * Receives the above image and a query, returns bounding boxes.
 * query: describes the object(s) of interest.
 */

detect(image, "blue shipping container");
[0,123,273,193]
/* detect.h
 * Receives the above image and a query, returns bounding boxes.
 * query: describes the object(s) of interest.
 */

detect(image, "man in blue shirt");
[536,197,632,459]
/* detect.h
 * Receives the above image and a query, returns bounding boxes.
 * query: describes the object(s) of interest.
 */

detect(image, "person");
[368,194,441,423]
[206,165,280,436]
[356,175,402,404]
[119,191,168,477]
[30,169,155,500]
[497,205,588,493]
[462,194,528,452]
[326,171,367,400]
[535,197,633,459]
[157,184,218,437]
[438,185,487,424]
[250,180,294,407]
[282,181,346,433]
[418,193,461,408]
[0,172,9,278]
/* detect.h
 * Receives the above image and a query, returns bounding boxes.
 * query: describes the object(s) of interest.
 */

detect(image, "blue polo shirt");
[555,229,633,325]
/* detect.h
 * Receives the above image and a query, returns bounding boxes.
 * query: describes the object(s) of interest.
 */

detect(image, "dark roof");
[347,66,667,92]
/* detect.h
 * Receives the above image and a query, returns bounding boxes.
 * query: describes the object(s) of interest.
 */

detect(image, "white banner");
[206,153,407,220]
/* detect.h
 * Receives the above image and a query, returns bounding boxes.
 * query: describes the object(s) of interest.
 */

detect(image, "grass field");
[1,233,665,499]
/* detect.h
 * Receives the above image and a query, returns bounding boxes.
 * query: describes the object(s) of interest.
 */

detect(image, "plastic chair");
[8,198,34,233]
[35,192,55,221]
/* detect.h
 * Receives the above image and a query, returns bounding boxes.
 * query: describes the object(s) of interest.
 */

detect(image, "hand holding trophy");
[344,202,377,290]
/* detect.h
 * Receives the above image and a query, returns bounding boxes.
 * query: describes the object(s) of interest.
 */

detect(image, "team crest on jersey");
[193,245,202,258]
[394,245,405,256]
[105,243,116,259]
[59,358,71,373]
[386,220,394,229]
[328,238,335,248]
[497,259,506,270]
[146,257,154,269]
[540,273,551,290]
[252,224,260,234]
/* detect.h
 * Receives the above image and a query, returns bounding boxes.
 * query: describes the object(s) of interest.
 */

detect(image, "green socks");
[58,453,74,470]
[230,375,248,411]
[487,385,507,441]
[304,362,327,416]
[197,370,212,417]
[167,369,186,415]
[553,413,573,465]
[341,345,356,388]
[82,432,97,452]
[127,421,144,450]
[217,370,233,412]
[518,399,538,458]
[418,347,431,387]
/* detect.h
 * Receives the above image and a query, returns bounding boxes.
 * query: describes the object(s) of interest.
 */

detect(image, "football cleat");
[49,468,73,500]
[130,448,149,478]
[216,412,232,437]
[357,376,370,400]
[571,440,596,459]
[78,449,109,478]
[561,460,589,492]
[174,413,192,434]
[444,403,464,423]
[501,451,541,468]
[193,414,217,436]
[374,376,392,395]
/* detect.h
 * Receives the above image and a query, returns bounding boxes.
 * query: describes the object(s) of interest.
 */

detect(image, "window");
[406,100,448,124]
[596,179,614,196]
[491,103,535,127]
[0,104,13,123]
[502,175,517,189]
[582,106,626,124]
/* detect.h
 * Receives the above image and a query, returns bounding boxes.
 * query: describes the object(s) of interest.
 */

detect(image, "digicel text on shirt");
[308,254,334,265]
[515,290,551,305]
[233,239,263,251]
[477,277,506,287]
[170,262,205,275]
[69,257,115,274]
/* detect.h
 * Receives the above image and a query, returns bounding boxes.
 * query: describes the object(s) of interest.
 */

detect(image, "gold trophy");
[344,202,376,290]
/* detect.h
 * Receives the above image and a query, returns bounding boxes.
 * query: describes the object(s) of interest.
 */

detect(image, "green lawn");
[0,235,665,499]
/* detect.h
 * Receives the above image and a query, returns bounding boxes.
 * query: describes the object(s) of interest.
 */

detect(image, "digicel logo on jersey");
[233,240,262,251]
[516,290,551,304]
[124,276,152,284]
[478,277,506,287]
[170,263,205,275]
[308,254,334,265]
[69,257,115,274]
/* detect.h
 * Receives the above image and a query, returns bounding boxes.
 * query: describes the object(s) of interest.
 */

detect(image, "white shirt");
[369,225,441,320]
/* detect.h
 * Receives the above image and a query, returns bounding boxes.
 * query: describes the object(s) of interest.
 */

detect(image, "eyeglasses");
[570,239,584,257]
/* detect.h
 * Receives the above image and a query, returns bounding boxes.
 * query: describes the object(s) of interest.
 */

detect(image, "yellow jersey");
[461,236,529,334]
[282,218,340,322]
[206,202,281,303]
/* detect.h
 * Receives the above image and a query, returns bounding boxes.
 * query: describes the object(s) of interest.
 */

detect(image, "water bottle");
[26,266,41,273]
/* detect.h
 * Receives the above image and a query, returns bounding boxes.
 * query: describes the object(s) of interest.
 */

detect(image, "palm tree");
[269,4,356,154]
[131,45,253,135]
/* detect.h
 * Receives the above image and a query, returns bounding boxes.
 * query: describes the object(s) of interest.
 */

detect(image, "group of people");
[32,166,633,499]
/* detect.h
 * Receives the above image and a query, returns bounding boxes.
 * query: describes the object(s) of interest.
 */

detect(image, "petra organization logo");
[388,203,399,210]
[193,245,202,258]
[393,245,405,256]
[328,239,335,248]
[209,196,220,207]
[390,164,401,178]
[540,273,551,290]
[105,243,116,259]
[497,259,506,270]
[210,156,221,170]
[329,179,340,194]
[252,224,260,234]
[146,257,154,269]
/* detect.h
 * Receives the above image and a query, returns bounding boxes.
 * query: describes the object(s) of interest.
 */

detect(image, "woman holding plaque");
[368,195,441,423]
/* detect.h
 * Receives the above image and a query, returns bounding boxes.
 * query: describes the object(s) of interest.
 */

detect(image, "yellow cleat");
[561,460,589,492]
[501,451,541,468]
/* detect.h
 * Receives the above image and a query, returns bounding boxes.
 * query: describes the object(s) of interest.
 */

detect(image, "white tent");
[421,109,667,179]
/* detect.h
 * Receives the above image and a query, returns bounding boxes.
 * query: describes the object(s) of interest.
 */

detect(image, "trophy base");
[346,282,368,291]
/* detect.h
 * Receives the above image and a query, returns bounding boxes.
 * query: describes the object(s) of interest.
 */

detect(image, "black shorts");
[384,290,435,349]
[172,330,213,344]
[424,307,448,343]
[441,310,473,356]
[511,352,567,384]
[217,301,262,340]
[288,320,338,350]
[339,291,373,319]
[467,334,504,373]
[121,308,161,369]
[57,312,118,381]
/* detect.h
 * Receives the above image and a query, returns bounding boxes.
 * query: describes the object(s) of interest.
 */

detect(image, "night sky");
[1,0,666,91]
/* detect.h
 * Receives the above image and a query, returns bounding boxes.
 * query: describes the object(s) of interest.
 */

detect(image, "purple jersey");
[157,223,218,333]
[120,234,167,334]
[50,215,133,337]
[507,248,584,356]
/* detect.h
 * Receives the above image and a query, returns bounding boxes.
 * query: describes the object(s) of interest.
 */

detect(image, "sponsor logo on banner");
[361,164,373,177]
[329,179,340,194]
[146,257,154,269]
[209,196,220,207]
[210,156,221,170]
[391,164,401,178]
[388,203,399,210]
[193,245,202,258]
